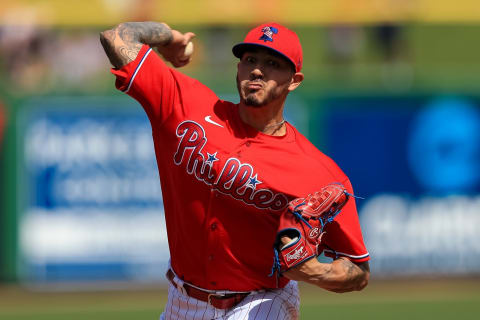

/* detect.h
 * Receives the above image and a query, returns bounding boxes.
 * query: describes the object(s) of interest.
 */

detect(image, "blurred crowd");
[0,24,109,94]
[0,21,414,95]
[325,23,412,91]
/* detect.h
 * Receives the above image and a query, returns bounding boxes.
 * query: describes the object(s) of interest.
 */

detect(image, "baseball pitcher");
[100,21,370,320]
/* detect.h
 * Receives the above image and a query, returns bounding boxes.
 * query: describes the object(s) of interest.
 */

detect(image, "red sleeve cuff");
[324,249,370,263]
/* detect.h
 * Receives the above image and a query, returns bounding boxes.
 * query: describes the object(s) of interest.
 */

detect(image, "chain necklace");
[263,119,286,130]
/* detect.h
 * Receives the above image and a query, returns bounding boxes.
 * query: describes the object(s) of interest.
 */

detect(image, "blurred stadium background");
[1,0,480,319]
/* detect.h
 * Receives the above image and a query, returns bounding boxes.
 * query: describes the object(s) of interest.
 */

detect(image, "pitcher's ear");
[288,72,304,92]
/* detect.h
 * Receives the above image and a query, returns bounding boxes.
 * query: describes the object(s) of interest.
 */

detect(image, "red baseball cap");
[232,22,303,72]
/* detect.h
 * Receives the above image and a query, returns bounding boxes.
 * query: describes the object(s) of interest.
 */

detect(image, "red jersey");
[111,45,369,292]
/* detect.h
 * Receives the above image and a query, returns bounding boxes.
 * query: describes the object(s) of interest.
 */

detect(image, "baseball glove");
[269,183,350,276]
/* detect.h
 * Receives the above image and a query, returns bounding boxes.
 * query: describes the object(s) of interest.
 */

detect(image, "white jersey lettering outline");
[174,120,288,211]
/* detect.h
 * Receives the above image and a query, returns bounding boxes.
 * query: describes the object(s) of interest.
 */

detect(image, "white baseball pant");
[159,280,300,320]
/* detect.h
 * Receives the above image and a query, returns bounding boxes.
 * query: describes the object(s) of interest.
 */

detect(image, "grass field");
[0,278,479,320]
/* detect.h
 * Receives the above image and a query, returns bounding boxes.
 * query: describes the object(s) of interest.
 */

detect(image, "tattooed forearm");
[284,257,370,293]
[329,258,370,292]
[119,22,173,46]
[100,22,173,68]
[339,258,365,280]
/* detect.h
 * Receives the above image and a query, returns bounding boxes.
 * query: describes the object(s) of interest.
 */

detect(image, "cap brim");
[232,42,296,71]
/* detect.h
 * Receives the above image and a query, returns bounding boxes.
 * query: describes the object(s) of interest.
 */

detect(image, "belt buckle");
[207,292,225,305]
[207,293,217,305]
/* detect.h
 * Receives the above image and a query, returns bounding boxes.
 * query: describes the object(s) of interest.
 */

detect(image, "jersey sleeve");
[322,179,370,263]
[110,44,202,125]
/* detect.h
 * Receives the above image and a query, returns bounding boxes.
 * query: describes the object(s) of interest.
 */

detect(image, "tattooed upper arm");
[100,25,142,69]
[100,22,173,69]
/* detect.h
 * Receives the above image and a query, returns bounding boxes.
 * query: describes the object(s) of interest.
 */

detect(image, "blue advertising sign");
[322,96,480,275]
[18,97,168,282]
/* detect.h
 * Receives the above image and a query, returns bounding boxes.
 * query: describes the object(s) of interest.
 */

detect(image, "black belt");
[166,269,250,309]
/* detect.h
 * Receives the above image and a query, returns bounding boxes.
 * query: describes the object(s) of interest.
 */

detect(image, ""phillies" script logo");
[174,120,289,211]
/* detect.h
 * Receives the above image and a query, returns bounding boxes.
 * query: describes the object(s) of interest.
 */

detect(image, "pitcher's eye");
[268,60,280,68]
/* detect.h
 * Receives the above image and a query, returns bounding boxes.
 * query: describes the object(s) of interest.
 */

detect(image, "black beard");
[244,94,264,107]
[237,74,264,107]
